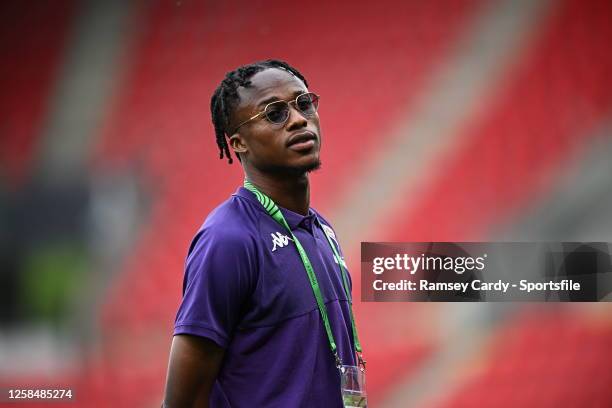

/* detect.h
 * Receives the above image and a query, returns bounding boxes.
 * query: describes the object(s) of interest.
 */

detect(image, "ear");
[229,133,248,154]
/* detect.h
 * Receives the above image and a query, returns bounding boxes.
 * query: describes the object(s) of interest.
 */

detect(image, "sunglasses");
[231,92,320,134]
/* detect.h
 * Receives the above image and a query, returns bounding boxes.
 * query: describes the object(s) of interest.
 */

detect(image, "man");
[163,60,364,407]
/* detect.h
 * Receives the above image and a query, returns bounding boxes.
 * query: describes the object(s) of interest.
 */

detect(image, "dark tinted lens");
[265,102,290,124]
[296,93,319,115]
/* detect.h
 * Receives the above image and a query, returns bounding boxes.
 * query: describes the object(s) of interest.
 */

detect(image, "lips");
[287,131,317,148]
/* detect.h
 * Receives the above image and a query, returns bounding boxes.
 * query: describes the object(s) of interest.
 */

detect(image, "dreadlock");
[210,59,309,164]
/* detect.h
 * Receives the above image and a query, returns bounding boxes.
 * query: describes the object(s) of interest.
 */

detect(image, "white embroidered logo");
[321,224,338,245]
[271,231,293,252]
[321,224,347,268]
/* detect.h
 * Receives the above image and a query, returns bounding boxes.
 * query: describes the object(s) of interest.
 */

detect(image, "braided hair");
[210,59,309,164]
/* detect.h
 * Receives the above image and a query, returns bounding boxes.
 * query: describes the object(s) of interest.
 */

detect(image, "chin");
[303,159,321,173]
[258,155,321,176]
[295,155,321,174]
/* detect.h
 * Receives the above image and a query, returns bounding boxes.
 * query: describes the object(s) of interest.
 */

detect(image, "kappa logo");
[271,231,293,252]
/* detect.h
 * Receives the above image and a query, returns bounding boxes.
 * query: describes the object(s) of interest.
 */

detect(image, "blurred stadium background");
[1,0,612,406]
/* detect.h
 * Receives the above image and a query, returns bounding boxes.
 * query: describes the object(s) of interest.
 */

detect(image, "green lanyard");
[244,179,365,370]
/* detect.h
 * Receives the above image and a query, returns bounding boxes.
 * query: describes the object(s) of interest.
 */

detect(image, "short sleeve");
[173,226,257,348]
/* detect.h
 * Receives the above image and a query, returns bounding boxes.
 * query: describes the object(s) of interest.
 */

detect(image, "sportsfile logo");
[271,232,293,252]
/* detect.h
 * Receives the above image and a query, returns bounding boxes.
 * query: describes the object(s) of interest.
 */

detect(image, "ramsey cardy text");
[372,279,581,293]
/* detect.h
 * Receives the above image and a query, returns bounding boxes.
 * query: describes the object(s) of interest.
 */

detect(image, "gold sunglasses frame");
[230,92,320,135]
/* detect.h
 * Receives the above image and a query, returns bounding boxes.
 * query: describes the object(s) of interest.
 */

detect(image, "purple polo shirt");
[174,187,357,407]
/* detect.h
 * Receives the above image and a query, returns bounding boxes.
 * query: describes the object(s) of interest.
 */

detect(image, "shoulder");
[187,194,263,260]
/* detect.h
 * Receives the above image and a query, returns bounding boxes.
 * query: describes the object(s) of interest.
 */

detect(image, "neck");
[245,168,310,216]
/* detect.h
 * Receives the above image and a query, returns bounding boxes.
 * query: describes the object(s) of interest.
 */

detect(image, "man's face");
[229,68,322,175]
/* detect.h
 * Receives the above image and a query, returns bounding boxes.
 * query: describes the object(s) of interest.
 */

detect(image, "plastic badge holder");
[340,365,367,407]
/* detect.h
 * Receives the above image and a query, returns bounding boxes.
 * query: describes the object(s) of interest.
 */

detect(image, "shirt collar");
[236,186,317,231]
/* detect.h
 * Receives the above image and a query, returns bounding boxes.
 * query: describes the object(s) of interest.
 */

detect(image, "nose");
[285,103,308,131]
